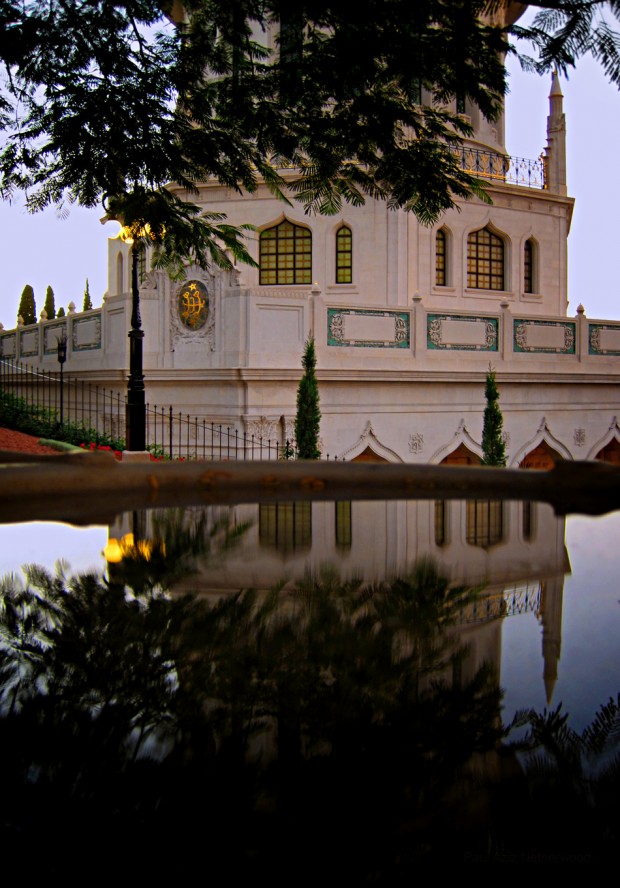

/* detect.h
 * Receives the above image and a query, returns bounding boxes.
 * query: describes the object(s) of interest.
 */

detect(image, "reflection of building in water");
[5,8,620,469]
[108,496,568,704]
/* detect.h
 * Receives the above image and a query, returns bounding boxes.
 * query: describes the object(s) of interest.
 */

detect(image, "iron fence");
[0,358,303,460]
[452,146,546,189]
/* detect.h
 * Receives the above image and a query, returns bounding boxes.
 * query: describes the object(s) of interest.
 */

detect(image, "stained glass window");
[524,238,534,293]
[336,225,352,284]
[436,229,446,286]
[467,227,504,291]
[260,220,312,285]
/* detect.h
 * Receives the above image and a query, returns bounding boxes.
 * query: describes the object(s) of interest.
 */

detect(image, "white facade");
[3,61,620,467]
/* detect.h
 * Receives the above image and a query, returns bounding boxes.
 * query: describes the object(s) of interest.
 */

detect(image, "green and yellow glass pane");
[524,239,533,293]
[467,228,504,291]
[335,500,352,547]
[466,499,503,548]
[260,220,312,285]
[435,229,446,286]
[336,226,352,283]
[259,502,312,552]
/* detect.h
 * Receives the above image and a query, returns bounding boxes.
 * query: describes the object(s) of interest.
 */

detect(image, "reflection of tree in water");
[0,513,618,875]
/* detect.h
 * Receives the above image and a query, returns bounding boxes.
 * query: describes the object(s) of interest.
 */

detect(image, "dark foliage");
[82,278,92,312]
[482,365,506,466]
[17,283,35,325]
[43,284,55,320]
[2,3,618,277]
[294,336,321,459]
[0,507,618,874]
[0,389,125,449]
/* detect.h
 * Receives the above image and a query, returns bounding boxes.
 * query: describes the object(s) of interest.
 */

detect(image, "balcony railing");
[452,146,546,189]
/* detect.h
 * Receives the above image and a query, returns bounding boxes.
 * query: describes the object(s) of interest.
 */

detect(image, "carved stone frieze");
[245,416,279,443]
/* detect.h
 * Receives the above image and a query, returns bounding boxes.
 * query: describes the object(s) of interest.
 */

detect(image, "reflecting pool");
[0,494,618,872]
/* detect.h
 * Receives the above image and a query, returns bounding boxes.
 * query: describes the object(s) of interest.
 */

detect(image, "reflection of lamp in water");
[103,532,164,563]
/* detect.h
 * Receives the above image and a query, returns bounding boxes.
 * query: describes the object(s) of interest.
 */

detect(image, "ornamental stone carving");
[245,416,278,443]
[395,317,408,342]
[408,433,424,454]
[170,273,216,350]
[329,312,345,343]
[573,428,586,447]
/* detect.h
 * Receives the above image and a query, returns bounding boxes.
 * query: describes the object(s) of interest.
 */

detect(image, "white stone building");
[3,15,620,469]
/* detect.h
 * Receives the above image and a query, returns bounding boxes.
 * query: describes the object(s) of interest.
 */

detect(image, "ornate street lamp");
[56,330,67,427]
[118,227,146,452]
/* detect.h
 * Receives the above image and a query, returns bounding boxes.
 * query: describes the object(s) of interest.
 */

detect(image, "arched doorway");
[519,440,563,540]
[519,440,562,470]
[596,437,620,464]
[440,443,481,466]
[437,444,502,548]
[351,446,390,464]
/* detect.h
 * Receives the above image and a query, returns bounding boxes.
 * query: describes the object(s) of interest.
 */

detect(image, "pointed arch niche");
[515,421,570,542]
[429,421,483,465]
[588,417,620,464]
[338,422,402,463]
[430,428,502,550]
[511,419,571,468]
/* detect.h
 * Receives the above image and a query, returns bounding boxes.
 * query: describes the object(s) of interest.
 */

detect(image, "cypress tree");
[295,337,321,459]
[57,306,66,318]
[17,284,36,325]
[43,285,56,320]
[481,365,506,467]
[83,278,93,311]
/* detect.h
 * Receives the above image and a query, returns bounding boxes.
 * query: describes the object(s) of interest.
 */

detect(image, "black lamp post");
[56,330,67,427]
[121,230,146,452]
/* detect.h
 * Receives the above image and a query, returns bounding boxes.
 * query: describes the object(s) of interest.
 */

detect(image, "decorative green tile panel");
[44,323,69,355]
[514,319,575,354]
[327,308,410,348]
[427,314,498,351]
[19,329,39,357]
[72,315,102,351]
[0,333,16,358]
[589,323,620,356]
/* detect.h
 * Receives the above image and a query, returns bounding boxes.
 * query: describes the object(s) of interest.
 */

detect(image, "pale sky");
[0,45,618,327]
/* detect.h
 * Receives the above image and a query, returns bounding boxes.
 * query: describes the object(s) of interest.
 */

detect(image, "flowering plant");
[79,442,184,461]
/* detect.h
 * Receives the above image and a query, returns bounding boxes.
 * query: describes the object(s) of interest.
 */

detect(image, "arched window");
[437,444,482,547]
[524,238,535,293]
[466,499,503,548]
[138,247,147,284]
[596,438,620,464]
[436,229,447,286]
[116,253,124,295]
[259,502,311,552]
[519,441,561,470]
[260,220,312,285]
[336,225,352,283]
[335,501,352,547]
[467,226,504,291]
[434,499,447,546]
